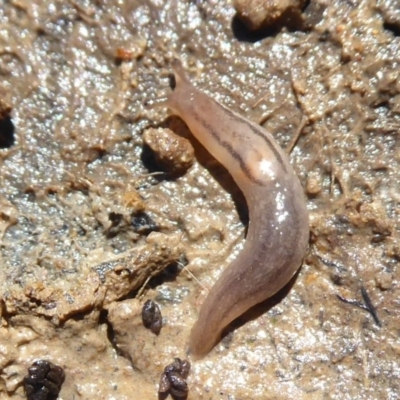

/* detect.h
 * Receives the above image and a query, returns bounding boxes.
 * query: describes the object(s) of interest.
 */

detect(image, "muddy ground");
[1,0,400,399]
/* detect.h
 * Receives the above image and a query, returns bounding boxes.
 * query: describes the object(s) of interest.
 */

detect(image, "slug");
[156,60,309,358]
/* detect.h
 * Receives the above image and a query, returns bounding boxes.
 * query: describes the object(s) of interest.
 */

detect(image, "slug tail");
[188,243,259,359]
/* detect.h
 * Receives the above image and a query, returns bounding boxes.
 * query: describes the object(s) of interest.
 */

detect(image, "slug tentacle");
[161,60,309,358]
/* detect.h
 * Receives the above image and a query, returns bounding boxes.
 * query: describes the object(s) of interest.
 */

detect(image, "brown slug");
[155,60,309,358]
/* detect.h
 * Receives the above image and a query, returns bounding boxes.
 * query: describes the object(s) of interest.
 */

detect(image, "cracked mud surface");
[1,1,400,399]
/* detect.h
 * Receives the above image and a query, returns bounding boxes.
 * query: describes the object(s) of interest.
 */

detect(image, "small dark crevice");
[99,309,139,371]
[147,261,184,289]
[232,2,309,43]
[383,21,400,37]
[131,211,159,235]
[0,115,15,148]
[231,15,280,43]
[140,143,168,179]
[100,309,115,347]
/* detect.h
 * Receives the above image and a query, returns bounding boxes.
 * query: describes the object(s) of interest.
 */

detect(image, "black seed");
[24,360,65,400]
[142,299,163,334]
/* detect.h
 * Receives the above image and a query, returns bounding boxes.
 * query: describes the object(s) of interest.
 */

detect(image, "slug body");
[164,61,309,358]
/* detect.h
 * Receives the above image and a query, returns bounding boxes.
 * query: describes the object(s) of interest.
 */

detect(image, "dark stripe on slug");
[194,113,264,185]
[246,124,288,174]
[211,98,288,174]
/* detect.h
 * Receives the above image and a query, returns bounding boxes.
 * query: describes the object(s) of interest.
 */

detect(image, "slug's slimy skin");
[163,60,309,358]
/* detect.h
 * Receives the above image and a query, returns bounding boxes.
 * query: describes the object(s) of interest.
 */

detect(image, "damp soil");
[1,1,400,399]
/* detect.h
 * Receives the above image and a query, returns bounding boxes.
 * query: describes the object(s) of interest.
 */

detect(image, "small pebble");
[233,0,305,31]
[0,98,11,119]
[375,270,392,291]
[142,127,194,175]
[306,171,322,195]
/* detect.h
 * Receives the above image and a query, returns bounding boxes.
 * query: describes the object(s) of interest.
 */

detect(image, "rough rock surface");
[1,0,400,399]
